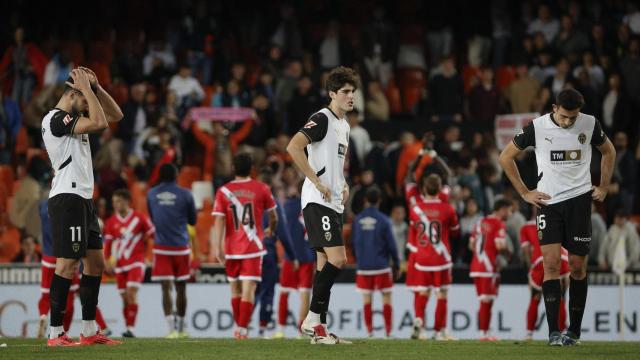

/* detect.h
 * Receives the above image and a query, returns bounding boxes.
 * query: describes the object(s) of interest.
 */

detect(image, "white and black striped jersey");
[299,108,350,214]
[513,112,607,204]
[41,108,94,199]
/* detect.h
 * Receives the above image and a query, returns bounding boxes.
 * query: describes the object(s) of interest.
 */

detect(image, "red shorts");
[414,266,452,290]
[40,256,80,293]
[529,258,570,291]
[280,260,314,292]
[473,276,501,300]
[405,253,421,291]
[225,256,262,282]
[116,264,145,292]
[356,270,393,293]
[152,254,190,282]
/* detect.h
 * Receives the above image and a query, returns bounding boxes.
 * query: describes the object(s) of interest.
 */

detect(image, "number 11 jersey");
[212,179,277,259]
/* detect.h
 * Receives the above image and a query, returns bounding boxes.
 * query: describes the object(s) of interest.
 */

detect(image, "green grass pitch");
[0,338,638,359]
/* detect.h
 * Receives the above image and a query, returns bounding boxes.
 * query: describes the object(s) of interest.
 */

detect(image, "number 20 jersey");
[408,198,459,270]
[212,179,277,259]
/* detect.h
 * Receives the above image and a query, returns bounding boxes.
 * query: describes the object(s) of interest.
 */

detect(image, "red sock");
[479,301,492,331]
[238,301,254,329]
[278,293,289,326]
[231,297,241,325]
[414,294,428,323]
[122,305,128,326]
[558,298,567,332]
[126,303,139,327]
[383,304,392,336]
[434,298,447,331]
[363,303,373,333]
[63,292,75,332]
[38,293,50,317]
[95,307,107,330]
[526,297,540,332]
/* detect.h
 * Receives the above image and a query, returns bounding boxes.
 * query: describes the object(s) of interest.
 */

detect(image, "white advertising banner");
[0,284,638,341]
[494,113,540,149]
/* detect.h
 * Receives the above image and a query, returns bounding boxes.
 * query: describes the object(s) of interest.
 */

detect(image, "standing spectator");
[619,38,640,114]
[458,198,483,263]
[347,109,372,168]
[168,64,204,114]
[0,92,22,164]
[212,79,251,108]
[44,51,73,87]
[11,234,41,264]
[318,22,343,70]
[428,56,464,126]
[601,74,631,136]
[590,24,613,60]
[573,52,605,94]
[389,203,408,262]
[467,67,499,133]
[365,80,390,121]
[553,15,590,61]
[590,202,607,266]
[285,75,320,135]
[529,51,555,85]
[117,83,148,152]
[543,58,573,97]
[598,210,640,270]
[506,62,540,113]
[275,60,303,112]
[612,132,637,215]
[504,200,526,265]
[527,4,560,44]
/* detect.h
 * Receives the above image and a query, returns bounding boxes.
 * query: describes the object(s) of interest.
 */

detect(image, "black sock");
[568,276,588,337]
[321,291,330,324]
[79,274,101,320]
[50,274,72,327]
[309,262,341,315]
[542,279,561,335]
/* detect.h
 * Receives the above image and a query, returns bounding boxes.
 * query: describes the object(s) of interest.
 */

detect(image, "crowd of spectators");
[1,0,639,270]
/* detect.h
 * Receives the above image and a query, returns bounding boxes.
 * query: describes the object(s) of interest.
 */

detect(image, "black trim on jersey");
[537,172,543,182]
[58,155,72,170]
[591,118,607,146]
[50,109,79,137]
[513,122,535,150]
[549,112,561,128]
[316,167,326,177]
[326,107,340,120]
[298,112,328,143]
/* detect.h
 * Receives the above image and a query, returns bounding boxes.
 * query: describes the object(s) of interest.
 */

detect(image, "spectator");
[529,51,555,85]
[347,109,372,168]
[590,24,613,60]
[619,38,640,111]
[168,64,205,112]
[270,4,304,58]
[598,210,640,270]
[117,82,148,151]
[612,132,637,215]
[527,4,560,44]
[285,75,320,135]
[543,57,573,97]
[143,41,176,87]
[590,202,608,265]
[601,74,631,136]
[274,60,302,112]
[389,203,408,262]
[506,62,540,114]
[428,56,464,126]
[574,69,599,117]
[573,52,605,94]
[467,67,499,132]
[365,80,390,121]
[623,3,640,35]
[212,79,251,108]
[9,157,49,239]
[318,22,343,70]
[553,15,590,61]
[347,170,378,217]
[0,92,22,164]
[11,234,41,264]
[43,51,73,87]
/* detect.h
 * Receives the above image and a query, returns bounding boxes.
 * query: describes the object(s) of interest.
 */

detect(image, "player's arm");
[498,123,550,208]
[212,216,225,264]
[103,232,115,275]
[592,126,616,202]
[188,224,201,263]
[79,66,123,123]
[265,208,278,238]
[65,69,108,134]
[385,219,401,279]
[519,228,532,267]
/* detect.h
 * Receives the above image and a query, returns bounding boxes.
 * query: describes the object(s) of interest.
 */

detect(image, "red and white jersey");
[409,198,459,271]
[470,216,507,277]
[405,183,421,254]
[520,220,568,269]
[213,178,277,259]
[103,210,155,272]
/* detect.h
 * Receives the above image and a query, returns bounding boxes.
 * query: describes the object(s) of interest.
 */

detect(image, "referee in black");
[499,89,615,346]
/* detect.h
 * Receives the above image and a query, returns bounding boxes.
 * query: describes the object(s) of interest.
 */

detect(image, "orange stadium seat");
[130,181,149,216]
[0,225,21,262]
[177,166,202,189]
[496,65,516,93]
[14,127,29,157]
[0,165,15,195]
[195,199,214,260]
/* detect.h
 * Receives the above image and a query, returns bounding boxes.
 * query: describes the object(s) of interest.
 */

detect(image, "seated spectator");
[573,52,605,94]
[428,55,464,126]
[527,4,559,44]
[212,79,250,108]
[506,62,540,113]
[601,74,631,136]
[457,197,483,263]
[43,51,73,87]
[285,75,320,135]
[168,64,204,114]
[348,109,372,168]
[117,82,148,152]
[467,67,499,133]
[11,234,41,264]
[9,157,49,239]
[389,203,408,262]
[529,51,555,85]
[543,57,573,97]
[598,210,640,271]
[143,41,176,78]
[365,80,390,121]
[553,15,590,61]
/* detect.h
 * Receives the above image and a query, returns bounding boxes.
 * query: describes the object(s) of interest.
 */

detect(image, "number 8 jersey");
[212,179,277,259]
[409,198,459,271]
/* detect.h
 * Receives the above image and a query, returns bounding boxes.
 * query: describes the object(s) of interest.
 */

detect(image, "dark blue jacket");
[284,197,316,263]
[147,181,196,247]
[351,206,399,271]
[262,201,296,261]
[39,199,53,256]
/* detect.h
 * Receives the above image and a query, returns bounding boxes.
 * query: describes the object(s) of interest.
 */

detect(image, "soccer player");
[469,199,513,341]
[41,67,122,346]
[274,182,317,339]
[148,163,197,338]
[520,210,570,340]
[212,153,278,340]
[103,189,155,337]
[499,88,615,345]
[410,174,459,341]
[286,66,359,345]
[351,187,400,338]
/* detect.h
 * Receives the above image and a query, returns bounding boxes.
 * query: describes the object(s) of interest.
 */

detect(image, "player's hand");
[293,260,300,271]
[66,69,92,93]
[314,180,332,202]
[591,185,608,202]
[264,227,273,238]
[216,250,226,265]
[78,66,99,88]
[392,267,402,281]
[342,184,349,205]
[522,190,551,209]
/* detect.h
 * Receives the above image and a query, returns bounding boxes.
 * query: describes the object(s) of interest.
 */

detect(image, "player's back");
[148,182,196,249]
[520,221,541,266]
[104,210,154,264]
[352,206,396,271]
[409,199,458,268]
[213,179,276,258]
[470,216,506,276]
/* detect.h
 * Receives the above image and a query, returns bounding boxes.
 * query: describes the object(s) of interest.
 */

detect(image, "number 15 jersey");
[213,179,277,259]
[409,198,459,271]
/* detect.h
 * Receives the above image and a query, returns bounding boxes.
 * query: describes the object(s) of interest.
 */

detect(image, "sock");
[321,291,331,325]
[95,307,107,330]
[305,310,321,325]
[434,298,447,331]
[38,293,50,317]
[239,301,254,329]
[231,296,241,325]
[479,301,492,331]
[526,297,540,332]
[542,279,561,335]
[63,292,75,332]
[79,275,101,322]
[278,293,289,326]
[383,304,392,336]
[123,305,128,327]
[309,262,341,315]
[82,320,98,337]
[414,294,427,323]
[568,276,587,337]
[363,303,373,333]
[558,298,567,332]
[49,274,72,328]
[49,325,65,339]
[128,303,139,327]
[166,315,175,332]
[177,316,185,332]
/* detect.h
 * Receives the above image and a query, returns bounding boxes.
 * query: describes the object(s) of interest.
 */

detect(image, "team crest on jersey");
[72,243,80,252]
[538,230,543,241]
[324,231,332,241]
[304,120,317,129]
[578,133,586,144]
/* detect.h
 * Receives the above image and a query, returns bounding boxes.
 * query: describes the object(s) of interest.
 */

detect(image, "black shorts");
[303,203,344,249]
[538,191,592,256]
[49,193,102,259]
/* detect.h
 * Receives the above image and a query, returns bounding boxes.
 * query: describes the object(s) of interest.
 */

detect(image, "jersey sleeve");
[50,110,80,137]
[298,112,328,143]
[142,214,156,237]
[519,226,530,246]
[212,189,228,217]
[512,122,535,150]
[591,118,607,146]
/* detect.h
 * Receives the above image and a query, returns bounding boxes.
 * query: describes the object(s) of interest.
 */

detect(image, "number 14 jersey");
[409,198,459,271]
[213,179,277,259]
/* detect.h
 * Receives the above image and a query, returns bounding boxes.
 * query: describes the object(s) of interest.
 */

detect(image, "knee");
[328,255,347,269]
[543,257,561,275]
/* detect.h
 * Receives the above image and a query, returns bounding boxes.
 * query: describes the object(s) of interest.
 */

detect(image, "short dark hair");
[233,153,253,177]
[556,88,585,111]
[113,188,131,201]
[425,174,442,196]
[493,198,513,212]
[158,163,178,183]
[325,66,360,94]
[64,75,97,94]
[365,186,381,205]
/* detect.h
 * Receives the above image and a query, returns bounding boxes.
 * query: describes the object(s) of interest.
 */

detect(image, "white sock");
[304,310,321,325]
[82,320,98,337]
[49,325,64,339]
[278,324,286,332]
[166,315,175,332]
[177,316,185,332]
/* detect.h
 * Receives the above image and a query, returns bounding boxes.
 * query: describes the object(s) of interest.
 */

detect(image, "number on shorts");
[230,202,255,230]
[536,214,546,230]
[321,216,331,231]
[69,226,81,242]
